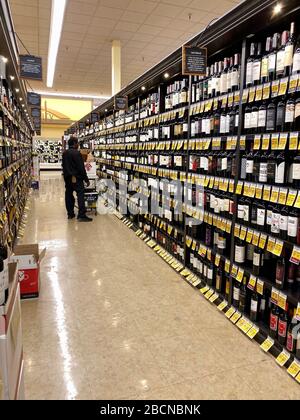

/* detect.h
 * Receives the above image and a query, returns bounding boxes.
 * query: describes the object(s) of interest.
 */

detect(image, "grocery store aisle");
[20,173,300,400]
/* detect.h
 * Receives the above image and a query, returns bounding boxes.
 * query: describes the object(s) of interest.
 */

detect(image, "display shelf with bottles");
[70,0,300,381]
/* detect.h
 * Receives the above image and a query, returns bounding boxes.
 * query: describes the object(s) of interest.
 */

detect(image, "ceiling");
[9,0,242,98]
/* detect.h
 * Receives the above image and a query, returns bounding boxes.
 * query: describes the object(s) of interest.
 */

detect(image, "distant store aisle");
[20,173,300,400]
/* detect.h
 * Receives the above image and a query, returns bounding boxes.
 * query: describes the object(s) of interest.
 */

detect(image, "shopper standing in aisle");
[62,137,93,222]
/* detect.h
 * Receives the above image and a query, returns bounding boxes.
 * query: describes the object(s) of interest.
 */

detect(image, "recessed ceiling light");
[141,86,146,91]
[22,104,25,107]
[19,97,23,101]
[164,73,170,79]
[10,76,15,81]
[15,88,20,93]
[105,109,108,112]
[47,0,67,88]
[2,57,8,63]
[273,3,282,14]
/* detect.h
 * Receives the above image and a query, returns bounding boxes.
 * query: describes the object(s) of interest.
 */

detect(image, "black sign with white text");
[114,96,128,111]
[182,46,207,76]
[20,55,43,80]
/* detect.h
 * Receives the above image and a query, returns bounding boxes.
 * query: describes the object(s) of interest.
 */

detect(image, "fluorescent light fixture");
[47,0,67,88]
[34,90,110,100]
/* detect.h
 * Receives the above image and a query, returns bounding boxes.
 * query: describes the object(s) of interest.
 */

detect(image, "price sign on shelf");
[271,287,279,305]
[290,246,300,265]
[230,311,242,324]
[260,337,275,352]
[276,350,291,367]
[295,302,300,321]
[287,360,300,378]
[256,279,264,295]
[225,307,236,319]
[209,293,219,304]
[217,300,228,311]
[248,275,257,290]
[277,292,287,311]
[247,325,259,340]
[289,132,299,150]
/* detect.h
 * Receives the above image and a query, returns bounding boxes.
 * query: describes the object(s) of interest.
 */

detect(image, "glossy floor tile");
[20,173,300,400]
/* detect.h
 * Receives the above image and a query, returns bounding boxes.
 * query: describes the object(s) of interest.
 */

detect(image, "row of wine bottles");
[0,244,9,306]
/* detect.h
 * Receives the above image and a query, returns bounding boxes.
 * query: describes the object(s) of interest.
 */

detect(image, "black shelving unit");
[69,0,300,383]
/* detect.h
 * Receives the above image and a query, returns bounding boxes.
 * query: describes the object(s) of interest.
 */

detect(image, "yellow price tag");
[230,311,242,324]
[255,85,263,101]
[236,182,243,195]
[248,275,257,290]
[277,292,287,310]
[209,293,219,303]
[252,231,260,246]
[263,82,270,99]
[261,134,270,150]
[278,133,288,150]
[217,300,228,311]
[231,264,238,278]
[271,287,279,305]
[286,189,297,207]
[241,320,253,334]
[260,337,275,352]
[205,289,214,300]
[279,188,288,205]
[200,286,210,294]
[246,229,254,243]
[256,279,264,295]
[294,192,300,209]
[236,269,244,283]
[270,187,279,203]
[271,133,279,150]
[229,180,235,193]
[248,87,256,102]
[271,80,280,97]
[287,361,300,378]
[225,307,236,319]
[234,224,241,238]
[240,227,248,241]
[225,259,231,273]
[290,246,300,265]
[263,185,271,201]
[267,237,276,253]
[258,233,267,249]
[289,132,299,150]
[295,372,300,384]
[272,239,283,257]
[255,185,263,199]
[247,325,259,339]
[215,254,221,267]
[253,135,261,150]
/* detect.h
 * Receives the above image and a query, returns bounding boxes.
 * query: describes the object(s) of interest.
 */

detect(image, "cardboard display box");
[10,244,46,299]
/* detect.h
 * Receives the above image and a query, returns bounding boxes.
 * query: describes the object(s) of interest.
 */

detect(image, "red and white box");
[10,244,46,299]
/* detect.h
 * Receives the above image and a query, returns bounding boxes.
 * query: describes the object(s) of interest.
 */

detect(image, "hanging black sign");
[27,92,41,106]
[114,96,128,111]
[79,122,85,130]
[182,46,207,76]
[20,55,43,81]
[91,112,99,123]
[31,108,41,118]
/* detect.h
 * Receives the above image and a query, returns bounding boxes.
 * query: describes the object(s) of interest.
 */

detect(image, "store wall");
[40,97,92,139]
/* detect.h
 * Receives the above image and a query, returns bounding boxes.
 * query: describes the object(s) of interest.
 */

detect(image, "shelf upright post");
[229,38,247,306]
[136,95,141,226]
[184,75,193,267]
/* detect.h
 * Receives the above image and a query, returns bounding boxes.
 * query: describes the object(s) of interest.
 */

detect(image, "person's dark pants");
[65,177,86,218]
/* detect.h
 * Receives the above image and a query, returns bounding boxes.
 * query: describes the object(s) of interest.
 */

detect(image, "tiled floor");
[21,172,300,400]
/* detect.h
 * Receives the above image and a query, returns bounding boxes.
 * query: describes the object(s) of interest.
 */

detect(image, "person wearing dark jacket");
[62,137,92,222]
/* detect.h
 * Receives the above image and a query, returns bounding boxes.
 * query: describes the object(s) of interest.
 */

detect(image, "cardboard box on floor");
[10,244,46,299]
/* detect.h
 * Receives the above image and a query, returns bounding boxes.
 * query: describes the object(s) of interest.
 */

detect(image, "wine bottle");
[258,102,267,133]
[284,96,295,131]
[286,313,298,353]
[270,305,280,338]
[225,273,231,301]
[271,205,281,237]
[250,291,259,322]
[291,154,300,188]
[278,310,288,345]
[252,42,262,86]
[275,257,285,289]
[266,100,276,131]
[261,37,270,83]
[287,208,299,243]
[232,280,241,308]
[258,294,268,322]
[275,151,286,185]
[287,261,296,289]
[268,33,279,82]
[250,104,259,135]
[284,22,295,77]
[276,31,288,79]
[295,97,300,131]
[239,275,248,313]
[292,34,300,74]
[231,54,240,92]
[215,267,223,293]
[235,239,245,264]
[276,98,286,132]
[0,257,4,306]
[253,247,263,276]
[296,327,300,360]
[246,43,256,88]
[256,201,266,231]
[244,104,252,134]
[279,206,288,240]
[258,152,268,183]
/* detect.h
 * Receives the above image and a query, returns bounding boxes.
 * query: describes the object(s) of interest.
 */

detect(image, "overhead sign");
[114,96,128,111]
[20,55,42,81]
[31,108,41,118]
[27,92,41,106]
[79,122,85,130]
[91,112,99,123]
[182,46,207,76]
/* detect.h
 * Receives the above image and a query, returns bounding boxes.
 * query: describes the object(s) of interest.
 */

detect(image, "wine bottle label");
[240,158,247,178]
[252,61,261,82]
[247,244,254,260]
[235,113,239,127]
[244,204,250,222]
[215,77,220,93]
[251,299,258,312]
[288,216,298,237]
[225,115,230,133]
[271,212,280,234]
[220,73,227,93]
[275,161,285,184]
[223,198,230,212]
[292,163,300,180]
[268,53,276,71]
[218,237,226,249]
[233,287,240,301]
[208,79,212,95]
[220,115,227,133]
[253,251,261,267]
[174,156,183,167]
[237,204,244,219]
[235,244,245,263]
[276,50,285,72]
[208,268,213,279]
[246,159,254,174]
[259,162,268,182]
[261,57,268,78]
[216,275,221,290]
[270,314,279,331]
[246,62,253,85]
[231,69,239,87]
[267,210,273,226]
[221,157,228,170]
[244,112,251,129]
[250,111,258,128]
[279,215,288,231]
[266,109,275,130]
[257,208,266,225]
[286,332,295,351]
[284,44,294,67]
[276,106,285,126]
[293,51,300,72]
[260,299,266,311]
[258,109,266,127]
[183,123,188,132]
[285,103,295,123]
[278,320,287,337]
[295,102,300,119]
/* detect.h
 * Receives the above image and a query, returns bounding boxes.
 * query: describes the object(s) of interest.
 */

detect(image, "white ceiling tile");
[95,5,124,19]
[65,13,93,25]
[152,3,184,18]
[100,0,131,9]
[121,11,147,24]
[136,24,162,36]
[115,21,141,32]
[127,0,157,13]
